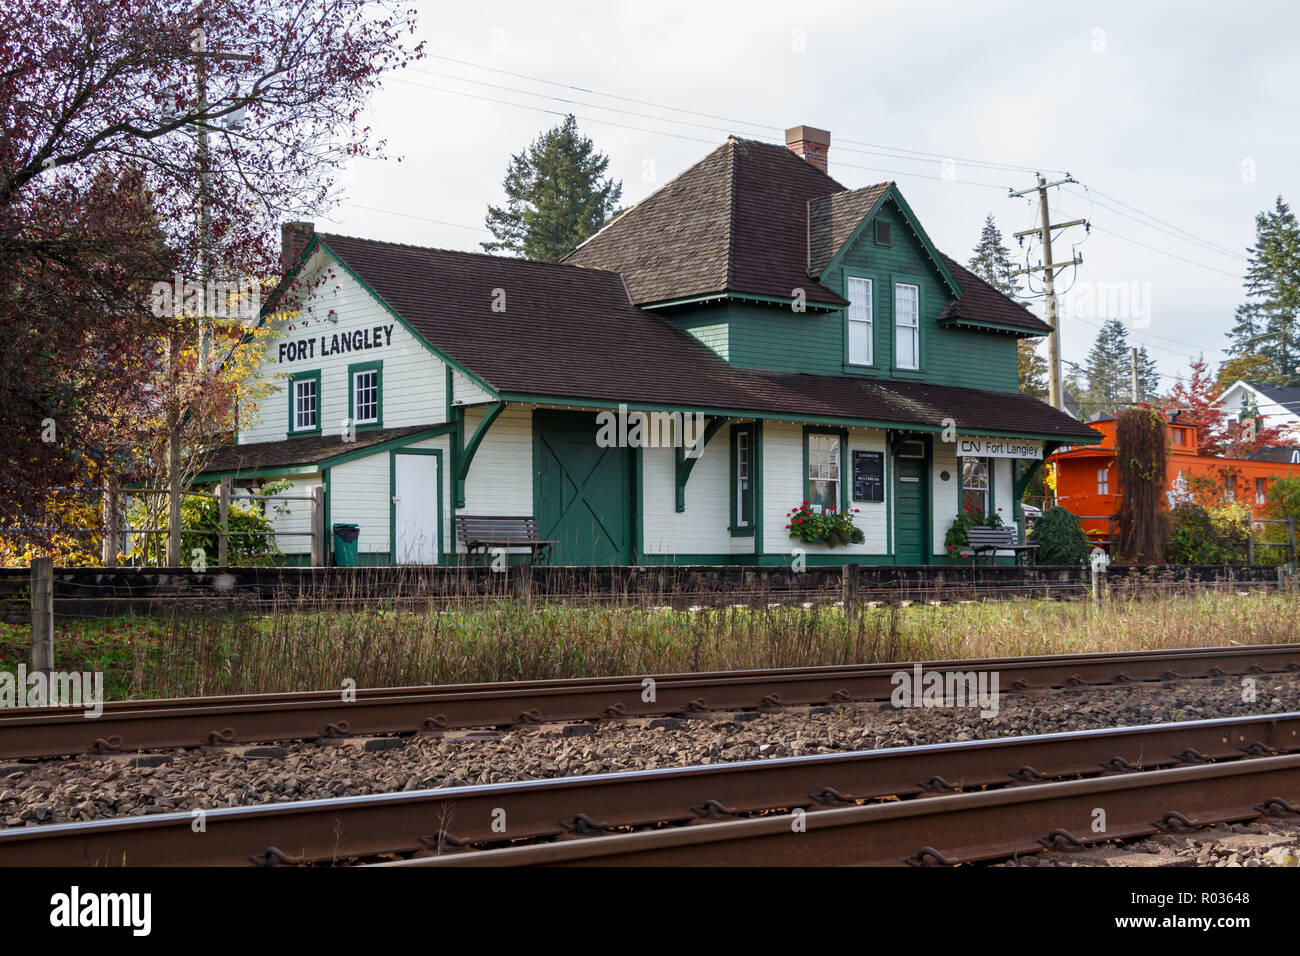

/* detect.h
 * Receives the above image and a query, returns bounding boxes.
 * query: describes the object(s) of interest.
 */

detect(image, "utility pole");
[1010,175,1087,411]
[1130,347,1139,404]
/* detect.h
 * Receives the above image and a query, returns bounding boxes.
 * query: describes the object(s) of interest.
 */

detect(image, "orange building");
[1048,415,1300,540]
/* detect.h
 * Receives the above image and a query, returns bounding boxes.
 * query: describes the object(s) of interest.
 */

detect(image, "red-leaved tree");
[1,0,423,551]
[1163,355,1293,458]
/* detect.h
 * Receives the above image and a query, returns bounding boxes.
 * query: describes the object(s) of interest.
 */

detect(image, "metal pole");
[1038,176,1063,411]
[1288,517,1296,566]
[30,557,54,673]
[218,476,231,567]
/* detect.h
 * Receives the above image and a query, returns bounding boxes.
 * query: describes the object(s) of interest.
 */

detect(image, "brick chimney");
[785,125,830,174]
[281,221,315,273]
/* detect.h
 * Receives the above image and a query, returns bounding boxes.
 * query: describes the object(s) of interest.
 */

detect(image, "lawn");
[2,586,1297,701]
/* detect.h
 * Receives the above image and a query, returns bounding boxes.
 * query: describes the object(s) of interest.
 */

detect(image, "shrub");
[1029,506,1090,565]
[944,506,1004,557]
[1166,503,1225,564]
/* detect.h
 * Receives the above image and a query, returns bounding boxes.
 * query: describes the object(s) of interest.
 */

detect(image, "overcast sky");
[326,0,1300,388]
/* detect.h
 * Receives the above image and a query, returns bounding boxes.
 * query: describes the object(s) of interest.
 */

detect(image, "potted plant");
[944,505,1004,558]
[786,501,865,547]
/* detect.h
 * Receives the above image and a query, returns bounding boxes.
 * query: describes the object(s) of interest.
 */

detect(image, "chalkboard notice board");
[853,450,884,502]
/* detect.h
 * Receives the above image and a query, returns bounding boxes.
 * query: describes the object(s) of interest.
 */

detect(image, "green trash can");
[332,523,360,567]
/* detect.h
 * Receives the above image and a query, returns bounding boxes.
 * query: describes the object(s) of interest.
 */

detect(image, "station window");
[289,371,320,435]
[846,277,873,366]
[730,424,756,535]
[895,283,919,370]
[349,361,383,428]
[806,431,843,512]
[961,457,990,514]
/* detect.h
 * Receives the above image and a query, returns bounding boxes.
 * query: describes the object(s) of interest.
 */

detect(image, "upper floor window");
[846,277,873,366]
[1256,477,1268,505]
[807,432,841,511]
[895,283,919,370]
[1171,427,1186,446]
[290,371,320,434]
[349,361,382,428]
[961,457,989,514]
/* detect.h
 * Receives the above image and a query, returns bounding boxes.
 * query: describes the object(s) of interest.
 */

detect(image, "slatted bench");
[455,515,556,566]
[966,526,1038,566]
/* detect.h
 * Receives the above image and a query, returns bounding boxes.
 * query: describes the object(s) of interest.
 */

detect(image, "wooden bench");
[455,515,556,566]
[966,526,1038,566]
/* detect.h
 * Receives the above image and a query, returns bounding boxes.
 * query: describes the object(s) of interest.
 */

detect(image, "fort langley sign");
[278,324,395,363]
[956,436,1043,460]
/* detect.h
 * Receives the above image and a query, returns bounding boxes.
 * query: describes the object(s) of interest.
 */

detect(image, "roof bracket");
[675,416,729,512]
[455,401,505,509]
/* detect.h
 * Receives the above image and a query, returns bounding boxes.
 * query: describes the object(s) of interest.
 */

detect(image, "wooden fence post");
[218,477,231,567]
[30,557,54,673]
[311,485,326,567]
[842,562,859,619]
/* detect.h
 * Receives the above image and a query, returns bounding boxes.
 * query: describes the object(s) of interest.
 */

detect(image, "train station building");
[200,127,1097,565]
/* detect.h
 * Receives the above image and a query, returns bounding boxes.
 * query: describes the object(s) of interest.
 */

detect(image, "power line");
[1066,187,1247,264]
[337,202,491,234]
[1088,225,1242,280]
[1078,184,1246,261]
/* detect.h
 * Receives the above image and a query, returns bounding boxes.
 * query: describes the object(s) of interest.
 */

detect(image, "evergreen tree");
[1135,346,1161,400]
[483,115,623,262]
[967,214,1048,398]
[1226,196,1300,385]
[1083,318,1132,413]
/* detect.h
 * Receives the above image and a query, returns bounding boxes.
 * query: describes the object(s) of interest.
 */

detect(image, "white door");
[393,453,440,564]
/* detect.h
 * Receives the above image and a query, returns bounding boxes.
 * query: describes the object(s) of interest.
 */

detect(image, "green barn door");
[534,411,634,565]
[893,458,928,565]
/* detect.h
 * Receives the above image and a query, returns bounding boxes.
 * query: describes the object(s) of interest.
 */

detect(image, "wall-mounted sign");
[852,450,884,502]
[956,436,1043,460]
[277,324,394,363]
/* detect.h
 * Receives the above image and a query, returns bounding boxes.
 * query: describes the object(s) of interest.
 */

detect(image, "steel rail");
[389,754,1300,868]
[1,712,1297,867]
[2,643,1298,759]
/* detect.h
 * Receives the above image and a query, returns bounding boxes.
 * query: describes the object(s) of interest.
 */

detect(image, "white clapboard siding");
[931,439,959,555]
[640,426,745,556]
[265,474,321,555]
[451,369,494,407]
[761,422,889,558]
[458,404,533,544]
[328,453,391,555]
[239,248,448,445]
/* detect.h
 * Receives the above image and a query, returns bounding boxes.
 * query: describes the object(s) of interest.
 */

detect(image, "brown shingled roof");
[937,254,1052,335]
[310,233,1096,441]
[565,138,848,307]
[202,423,444,475]
[807,183,892,275]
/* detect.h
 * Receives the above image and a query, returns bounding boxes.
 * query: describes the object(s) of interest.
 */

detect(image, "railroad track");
[1,712,1298,866]
[4,643,1299,759]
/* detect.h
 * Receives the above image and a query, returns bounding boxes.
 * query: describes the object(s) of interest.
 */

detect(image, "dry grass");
[111,587,1300,700]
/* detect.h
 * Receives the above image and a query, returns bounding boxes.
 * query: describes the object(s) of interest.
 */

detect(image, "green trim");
[287,369,322,437]
[802,426,850,513]
[889,431,932,565]
[346,359,383,432]
[728,422,756,535]
[389,447,445,565]
[675,415,728,512]
[641,291,844,313]
[634,445,645,562]
[938,316,1047,337]
[322,466,331,563]
[753,420,764,555]
[496,392,1099,445]
[455,401,505,508]
[818,187,962,300]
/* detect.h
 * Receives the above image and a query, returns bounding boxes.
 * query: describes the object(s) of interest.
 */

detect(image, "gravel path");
[2,674,1298,828]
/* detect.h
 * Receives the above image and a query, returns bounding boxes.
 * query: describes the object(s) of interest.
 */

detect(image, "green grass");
[3,586,1298,701]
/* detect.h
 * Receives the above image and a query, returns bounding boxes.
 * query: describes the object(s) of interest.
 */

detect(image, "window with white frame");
[807,433,841,511]
[735,430,751,527]
[846,277,872,365]
[352,368,379,424]
[895,283,919,370]
[961,457,989,514]
[1097,468,1110,495]
[1256,477,1268,505]
[292,376,318,432]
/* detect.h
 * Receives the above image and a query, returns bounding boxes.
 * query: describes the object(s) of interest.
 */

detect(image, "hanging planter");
[786,501,865,547]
